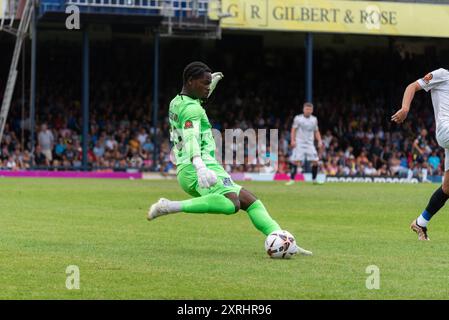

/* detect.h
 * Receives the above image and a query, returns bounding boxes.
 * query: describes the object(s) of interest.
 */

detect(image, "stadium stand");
[1,0,449,182]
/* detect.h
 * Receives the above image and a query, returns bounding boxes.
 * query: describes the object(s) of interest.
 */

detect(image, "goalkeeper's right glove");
[207,72,224,98]
[192,156,217,188]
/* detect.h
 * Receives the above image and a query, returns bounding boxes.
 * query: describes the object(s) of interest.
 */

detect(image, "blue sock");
[417,210,432,228]
[417,186,449,228]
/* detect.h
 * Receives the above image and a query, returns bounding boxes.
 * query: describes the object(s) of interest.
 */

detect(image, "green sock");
[181,194,236,215]
[246,200,281,236]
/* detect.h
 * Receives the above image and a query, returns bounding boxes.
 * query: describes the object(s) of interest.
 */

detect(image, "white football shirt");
[292,114,318,146]
[417,68,449,133]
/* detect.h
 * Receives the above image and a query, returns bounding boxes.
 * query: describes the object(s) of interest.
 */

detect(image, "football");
[265,230,297,259]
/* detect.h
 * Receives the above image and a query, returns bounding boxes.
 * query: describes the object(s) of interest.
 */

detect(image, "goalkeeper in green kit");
[147,62,311,256]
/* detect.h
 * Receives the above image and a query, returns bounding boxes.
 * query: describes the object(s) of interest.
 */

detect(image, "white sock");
[417,214,430,228]
[167,201,182,213]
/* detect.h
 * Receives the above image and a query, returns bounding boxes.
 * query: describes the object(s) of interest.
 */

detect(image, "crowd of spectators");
[1,36,448,180]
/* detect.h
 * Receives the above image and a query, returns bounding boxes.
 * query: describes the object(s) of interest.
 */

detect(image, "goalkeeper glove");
[192,156,217,188]
[207,72,224,98]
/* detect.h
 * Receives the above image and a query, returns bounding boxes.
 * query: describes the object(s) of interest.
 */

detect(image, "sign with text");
[214,0,449,38]
[0,0,5,19]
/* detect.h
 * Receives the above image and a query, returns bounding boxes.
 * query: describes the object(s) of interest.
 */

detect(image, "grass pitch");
[1,178,449,299]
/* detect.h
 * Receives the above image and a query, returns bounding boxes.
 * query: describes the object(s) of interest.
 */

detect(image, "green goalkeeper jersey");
[168,94,218,173]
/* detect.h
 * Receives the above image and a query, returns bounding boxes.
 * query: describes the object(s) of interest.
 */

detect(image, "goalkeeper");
[147,61,310,255]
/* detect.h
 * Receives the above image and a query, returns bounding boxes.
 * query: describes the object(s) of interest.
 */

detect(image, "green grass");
[1,178,449,299]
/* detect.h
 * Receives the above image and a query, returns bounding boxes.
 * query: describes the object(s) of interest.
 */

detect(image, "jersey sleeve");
[292,116,300,129]
[417,68,448,92]
[179,102,203,161]
[314,117,319,131]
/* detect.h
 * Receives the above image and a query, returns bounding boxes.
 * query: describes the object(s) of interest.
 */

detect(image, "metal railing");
[0,0,34,146]
[0,0,20,32]
[65,0,210,15]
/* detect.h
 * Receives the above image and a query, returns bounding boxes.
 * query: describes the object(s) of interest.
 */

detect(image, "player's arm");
[290,116,299,148]
[180,108,201,161]
[180,104,217,188]
[315,129,323,150]
[391,68,446,124]
[290,127,296,148]
[314,118,323,149]
[391,81,422,124]
[207,72,224,98]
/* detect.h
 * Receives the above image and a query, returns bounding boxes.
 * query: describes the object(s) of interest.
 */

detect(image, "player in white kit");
[392,68,449,240]
[286,102,323,186]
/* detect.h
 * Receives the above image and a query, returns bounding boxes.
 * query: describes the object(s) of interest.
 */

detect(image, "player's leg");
[286,146,300,185]
[180,193,238,214]
[308,147,321,184]
[311,160,319,184]
[411,149,449,240]
[286,160,301,186]
[286,161,297,185]
[234,188,281,236]
[147,193,237,220]
[147,164,238,220]
[238,188,312,255]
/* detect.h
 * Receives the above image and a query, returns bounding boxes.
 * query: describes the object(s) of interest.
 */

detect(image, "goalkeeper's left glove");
[208,72,224,98]
[192,156,217,188]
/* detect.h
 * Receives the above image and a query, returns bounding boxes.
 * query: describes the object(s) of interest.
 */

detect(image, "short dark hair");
[183,61,211,85]
[303,102,314,108]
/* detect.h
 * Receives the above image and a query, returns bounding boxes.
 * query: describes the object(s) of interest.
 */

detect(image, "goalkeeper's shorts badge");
[222,178,233,186]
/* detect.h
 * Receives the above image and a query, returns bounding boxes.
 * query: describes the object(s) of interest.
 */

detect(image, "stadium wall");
[0,170,142,179]
[0,170,441,184]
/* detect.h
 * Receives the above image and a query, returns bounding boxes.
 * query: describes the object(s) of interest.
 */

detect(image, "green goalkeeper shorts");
[177,163,242,198]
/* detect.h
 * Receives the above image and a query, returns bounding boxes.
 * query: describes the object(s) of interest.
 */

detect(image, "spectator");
[428,150,441,174]
[364,162,377,176]
[34,145,48,167]
[38,123,54,163]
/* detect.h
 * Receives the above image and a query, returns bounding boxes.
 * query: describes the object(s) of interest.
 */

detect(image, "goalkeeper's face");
[190,72,212,99]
